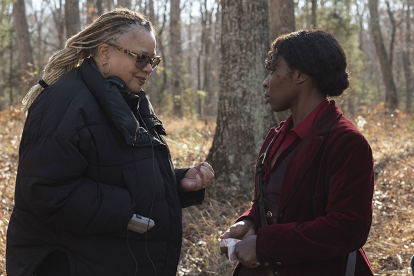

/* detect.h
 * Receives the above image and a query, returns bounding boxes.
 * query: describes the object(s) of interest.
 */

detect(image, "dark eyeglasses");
[107,42,162,70]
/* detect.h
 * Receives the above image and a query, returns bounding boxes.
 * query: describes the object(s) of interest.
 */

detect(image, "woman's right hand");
[219,220,255,255]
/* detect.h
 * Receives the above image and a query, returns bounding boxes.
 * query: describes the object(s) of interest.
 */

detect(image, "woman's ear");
[97,43,111,62]
[295,71,309,84]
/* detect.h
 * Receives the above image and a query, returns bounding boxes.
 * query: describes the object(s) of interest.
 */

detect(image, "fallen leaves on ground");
[0,104,413,275]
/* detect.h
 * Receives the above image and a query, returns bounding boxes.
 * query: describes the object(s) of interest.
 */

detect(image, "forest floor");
[0,104,413,275]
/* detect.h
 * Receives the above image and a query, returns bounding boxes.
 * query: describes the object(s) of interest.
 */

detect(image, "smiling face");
[263,56,298,112]
[98,26,156,93]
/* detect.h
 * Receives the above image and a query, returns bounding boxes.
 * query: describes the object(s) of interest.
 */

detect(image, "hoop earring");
[103,61,110,74]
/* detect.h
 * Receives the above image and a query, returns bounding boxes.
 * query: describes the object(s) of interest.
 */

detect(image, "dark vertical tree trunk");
[9,40,14,104]
[156,1,168,100]
[368,0,398,110]
[197,1,206,92]
[270,0,295,39]
[203,12,212,92]
[65,0,80,39]
[269,0,295,122]
[311,0,317,28]
[148,0,158,111]
[207,0,277,195]
[170,0,183,116]
[403,0,413,112]
[96,0,103,17]
[52,0,65,49]
[12,0,35,90]
[385,0,397,68]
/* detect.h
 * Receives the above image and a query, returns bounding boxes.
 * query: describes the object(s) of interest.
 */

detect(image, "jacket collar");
[79,58,165,147]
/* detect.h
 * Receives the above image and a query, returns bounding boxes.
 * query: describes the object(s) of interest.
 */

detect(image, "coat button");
[264,262,270,267]
[276,262,282,266]
[273,270,280,276]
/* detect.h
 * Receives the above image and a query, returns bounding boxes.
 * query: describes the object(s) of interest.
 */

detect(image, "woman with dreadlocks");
[6,8,214,276]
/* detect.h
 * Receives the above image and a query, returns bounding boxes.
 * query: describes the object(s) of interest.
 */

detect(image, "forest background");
[0,0,414,275]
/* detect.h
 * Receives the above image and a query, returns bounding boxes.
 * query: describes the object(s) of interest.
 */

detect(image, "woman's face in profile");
[107,27,156,93]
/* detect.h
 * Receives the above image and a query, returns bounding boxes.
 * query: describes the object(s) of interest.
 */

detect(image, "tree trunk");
[106,0,113,11]
[157,2,168,99]
[148,0,158,111]
[9,40,14,104]
[403,0,413,112]
[52,0,65,49]
[368,0,398,110]
[96,0,103,17]
[311,0,317,28]
[170,0,183,116]
[86,0,95,24]
[385,0,397,68]
[202,0,212,104]
[117,0,130,8]
[65,0,80,39]
[269,0,295,39]
[12,0,35,89]
[207,0,277,196]
[269,0,295,122]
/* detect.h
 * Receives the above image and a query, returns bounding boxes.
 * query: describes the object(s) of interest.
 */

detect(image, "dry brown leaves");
[356,104,414,276]
[0,106,413,276]
[0,106,25,276]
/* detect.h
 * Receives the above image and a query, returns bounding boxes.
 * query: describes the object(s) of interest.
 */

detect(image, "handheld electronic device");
[127,214,155,233]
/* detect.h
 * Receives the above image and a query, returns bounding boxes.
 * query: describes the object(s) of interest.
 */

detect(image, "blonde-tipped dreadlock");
[22,8,155,114]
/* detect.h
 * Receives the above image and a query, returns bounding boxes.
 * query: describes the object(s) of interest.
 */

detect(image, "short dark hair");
[265,29,349,97]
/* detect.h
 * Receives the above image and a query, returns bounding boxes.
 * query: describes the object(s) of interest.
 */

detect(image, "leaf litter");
[0,104,413,275]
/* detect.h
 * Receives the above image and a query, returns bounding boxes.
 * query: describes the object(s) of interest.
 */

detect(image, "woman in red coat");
[220,30,375,276]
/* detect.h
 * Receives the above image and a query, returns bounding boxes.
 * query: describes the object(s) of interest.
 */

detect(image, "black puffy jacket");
[6,58,204,276]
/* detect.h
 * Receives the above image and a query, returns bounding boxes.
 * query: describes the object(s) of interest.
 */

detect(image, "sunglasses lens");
[135,55,151,69]
[135,55,161,69]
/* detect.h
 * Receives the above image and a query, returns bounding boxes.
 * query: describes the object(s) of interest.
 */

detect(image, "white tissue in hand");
[220,238,241,263]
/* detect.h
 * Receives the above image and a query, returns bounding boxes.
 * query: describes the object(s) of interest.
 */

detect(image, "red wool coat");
[236,101,375,276]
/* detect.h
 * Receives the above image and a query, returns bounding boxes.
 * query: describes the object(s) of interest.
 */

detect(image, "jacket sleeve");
[19,135,135,236]
[256,131,374,266]
[174,168,205,208]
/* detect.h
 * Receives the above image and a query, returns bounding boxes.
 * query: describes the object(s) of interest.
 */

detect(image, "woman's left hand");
[235,235,260,268]
[181,162,214,192]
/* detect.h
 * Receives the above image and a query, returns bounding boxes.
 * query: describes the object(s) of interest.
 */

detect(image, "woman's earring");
[103,61,111,74]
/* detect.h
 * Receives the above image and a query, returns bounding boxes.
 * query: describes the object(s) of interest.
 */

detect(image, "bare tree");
[207,0,277,195]
[368,0,398,110]
[269,0,295,122]
[148,0,158,111]
[385,0,401,68]
[97,0,103,17]
[270,0,295,39]
[170,0,183,116]
[51,0,65,49]
[65,0,80,38]
[311,0,317,28]
[157,1,168,98]
[117,0,130,8]
[13,0,35,90]
[402,0,413,111]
